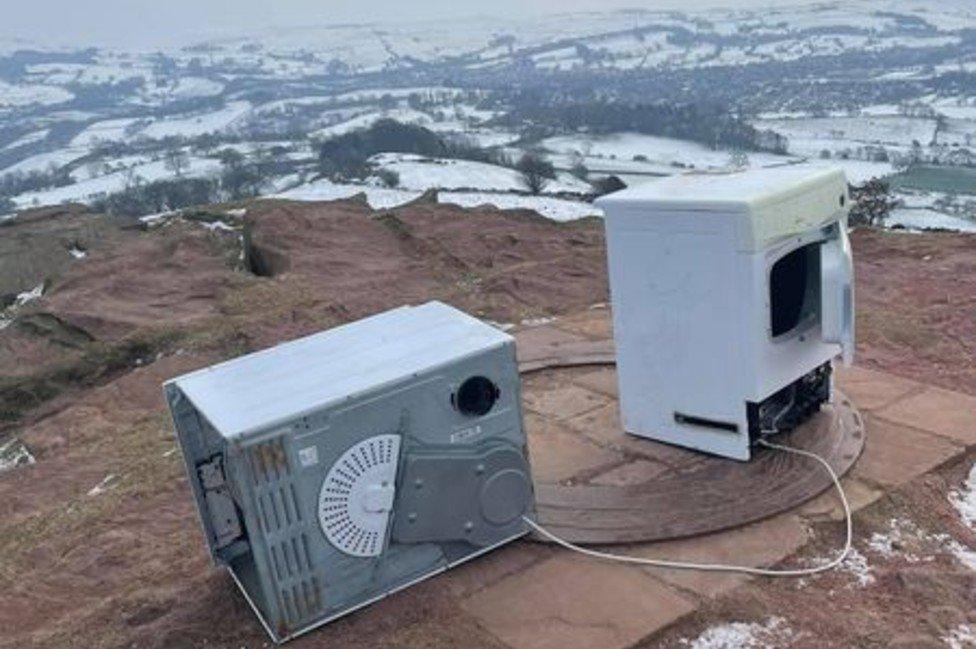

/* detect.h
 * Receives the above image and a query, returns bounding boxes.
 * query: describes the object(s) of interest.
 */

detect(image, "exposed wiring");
[522,438,852,577]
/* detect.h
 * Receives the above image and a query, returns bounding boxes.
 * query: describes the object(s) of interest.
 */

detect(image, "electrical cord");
[521,437,852,577]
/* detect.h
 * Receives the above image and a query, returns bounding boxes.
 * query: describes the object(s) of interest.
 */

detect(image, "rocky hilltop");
[0,200,974,647]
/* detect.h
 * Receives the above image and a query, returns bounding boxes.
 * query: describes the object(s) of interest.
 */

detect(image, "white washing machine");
[596,166,855,460]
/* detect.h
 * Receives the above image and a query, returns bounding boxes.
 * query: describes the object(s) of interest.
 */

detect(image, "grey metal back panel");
[167,301,512,440]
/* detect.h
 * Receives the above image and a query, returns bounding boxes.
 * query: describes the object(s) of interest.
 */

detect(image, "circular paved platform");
[519,341,865,545]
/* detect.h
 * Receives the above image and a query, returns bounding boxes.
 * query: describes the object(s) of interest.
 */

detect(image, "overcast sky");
[2,0,817,49]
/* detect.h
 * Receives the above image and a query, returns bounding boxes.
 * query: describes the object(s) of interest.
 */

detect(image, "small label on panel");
[450,425,482,444]
[298,445,319,467]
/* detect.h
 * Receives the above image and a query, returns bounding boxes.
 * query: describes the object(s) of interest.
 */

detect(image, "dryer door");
[821,225,854,365]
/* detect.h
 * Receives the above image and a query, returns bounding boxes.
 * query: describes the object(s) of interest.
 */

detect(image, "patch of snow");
[949,462,976,530]
[15,283,44,306]
[2,128,50,151]
[138,101,252,140]
[945,539,976,572]
[868,518,924,563]
[679,617,793,649]
[888,209,976,234]
[943,623,976,649]
[0,80,73,108]
[200,220,237,232]
[310,108,434,140]
[839,548,875,587]
[521,316,556,327]
[438,191,602,222]
[69,118,143,147]
[486,321,515,332]
[0,438,35,473]
[371,152,590,194]
[543,132,791,171]
[274,178,421,209]
[87,473,120,497]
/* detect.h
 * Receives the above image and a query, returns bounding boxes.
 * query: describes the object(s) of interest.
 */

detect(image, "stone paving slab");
[874,386,976,446]
[444,540,554,599]
[550,309,614,341]
[631,513,810,598]
[833,364,924,411]
[460,553,695,649]
[851,413,964,488]
[525,412,625,483]
[571,367,619,398]
[798,476,883,521]
[514,325,589,360]
[523,384,611,422]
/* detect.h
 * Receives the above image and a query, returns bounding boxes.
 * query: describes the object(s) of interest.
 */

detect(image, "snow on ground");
[866,517,976,573]
[370,153,591,193]
[678,617,794,649]
[87,473,120,497]
[13,155,222,208]
[2,129,50,151]
[950,463,976,530]
[542,133,791,170]
[943,624,976,649]
[0,438,35,474]
[805,159,894,184]
[310,108,434,140]
[70,118,144,147]
[138,101,252,139]
[0,148,86,176]
[756,116,938,154]
[15,283,45,306]
[274,177,421,209]
[887,209,976,233]
[133,77,225,104]
[0,81,74,108]
[438,191,602,222]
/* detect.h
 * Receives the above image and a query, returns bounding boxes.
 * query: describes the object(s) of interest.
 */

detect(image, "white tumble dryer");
[596,166,855,461]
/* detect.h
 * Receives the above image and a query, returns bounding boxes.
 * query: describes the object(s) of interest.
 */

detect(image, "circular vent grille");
[318,434,401,557]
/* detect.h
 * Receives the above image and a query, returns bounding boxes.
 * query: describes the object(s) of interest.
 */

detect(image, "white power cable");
[522,438,852,577]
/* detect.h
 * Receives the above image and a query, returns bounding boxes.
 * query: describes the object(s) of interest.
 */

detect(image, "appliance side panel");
[605,208,749,459]
[163,383,228,563]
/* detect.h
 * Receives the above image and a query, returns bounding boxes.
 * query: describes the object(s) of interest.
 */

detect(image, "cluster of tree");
[92,177,220,217]
[498,100,787,154]
[848,178,898,227]
[0,168,74,203]
[316,119,511,179]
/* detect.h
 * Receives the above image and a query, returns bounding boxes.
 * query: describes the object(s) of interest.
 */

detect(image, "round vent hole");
[454,376,499,417]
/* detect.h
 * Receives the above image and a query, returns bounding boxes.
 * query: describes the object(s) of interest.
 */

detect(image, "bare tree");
[516,151,555,195]
[164,149,190,177]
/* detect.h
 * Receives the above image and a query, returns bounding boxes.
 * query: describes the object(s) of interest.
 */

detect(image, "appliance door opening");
[769,241,822,339]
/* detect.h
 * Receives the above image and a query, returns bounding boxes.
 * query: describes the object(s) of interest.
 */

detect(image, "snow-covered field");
[138,101,252,140]
[0,81,74,108]
[438,191,602,222]
[542,133,793,171]
[13,154,222,208]
[756,116,938,155]
[274,177,422,209]
[887,209,976,233]
[370,153,591,194]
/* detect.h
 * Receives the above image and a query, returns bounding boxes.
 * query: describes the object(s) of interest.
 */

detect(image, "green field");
[889,165,976,195]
